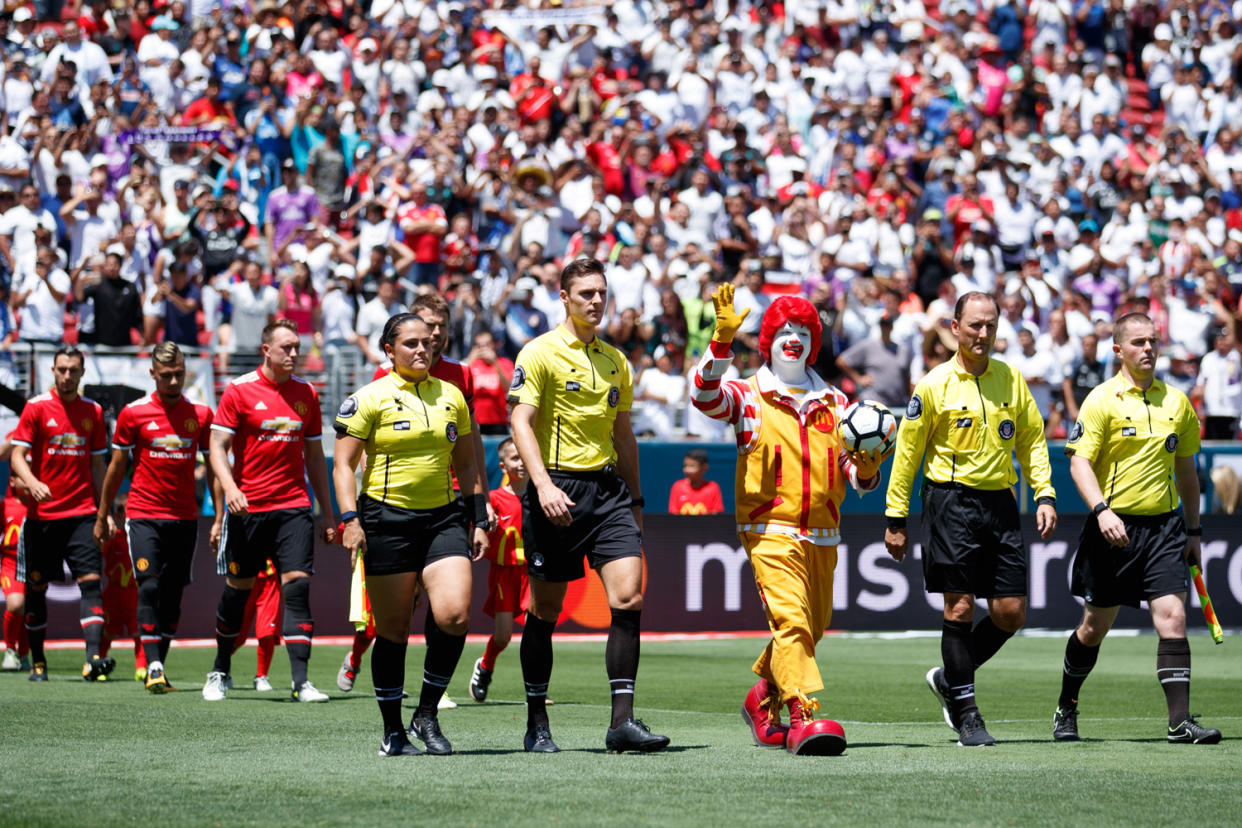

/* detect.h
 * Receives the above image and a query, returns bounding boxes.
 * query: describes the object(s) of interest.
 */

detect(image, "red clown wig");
[758,295,822,365]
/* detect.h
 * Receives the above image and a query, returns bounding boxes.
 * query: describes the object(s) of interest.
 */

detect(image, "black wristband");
[467,493,489,530]
[1036,496,1056,508]
[1186,526,1202,537]
[1091,501,1109,516]
[885,515,907,531]
[630,496,645,509]
[338,511,359,524]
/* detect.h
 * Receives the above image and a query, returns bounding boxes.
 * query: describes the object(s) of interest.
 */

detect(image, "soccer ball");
[839,400,898,454]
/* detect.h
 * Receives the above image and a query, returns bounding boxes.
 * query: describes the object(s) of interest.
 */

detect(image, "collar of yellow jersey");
[553,323,596,350]
[950,352,994,379]
[383,368,432,391]
[1111,371,1164,398]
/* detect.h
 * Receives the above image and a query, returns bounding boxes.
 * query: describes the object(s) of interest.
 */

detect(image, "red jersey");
[102,530,134,591]
[2,495,25,556]
[469,357,513,427]
[397,202,447,262]
[587,141,625,196]
[667,478,725,515]
[212,370,322,513]
[485,487,525,566]
[112,393,213,520]
[11,391,107,520]
[373,357,475,406]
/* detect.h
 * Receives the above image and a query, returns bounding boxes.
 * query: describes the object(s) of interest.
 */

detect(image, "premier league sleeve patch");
[337,397,357,418]
[446,422,459,443]
[998,419,1015,440]
[905,394,923,420]
[1068,421,1083,443]
[510,365,526,391]
[1164,433,1178,453]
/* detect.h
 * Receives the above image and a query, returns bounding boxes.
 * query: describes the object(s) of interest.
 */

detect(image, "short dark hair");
[261,318,299,344]
[1114,312,1153,341]
[560,257,606,291]
[953,291,1000,320]
[685,448,709,465]
[380,312,425,350]
[53,345,85,367]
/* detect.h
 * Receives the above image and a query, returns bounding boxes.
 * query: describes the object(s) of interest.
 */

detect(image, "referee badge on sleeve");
[446,422,459,443]
[337,397,357,419]
[1165,434,1178,453]
[998,419,1015,440]
[608,387,620,407]
[906,394,923,420]
[1068,421,1083,443]
[510,365,526,391]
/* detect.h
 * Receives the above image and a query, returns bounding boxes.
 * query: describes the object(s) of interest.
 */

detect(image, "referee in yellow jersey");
[333,314,489,757]
[884,292,1057,747]
[508,257,669,755]
[1053,313,1221,745]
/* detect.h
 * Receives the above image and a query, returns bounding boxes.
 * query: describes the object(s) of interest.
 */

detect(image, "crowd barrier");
[26,514,1241,638]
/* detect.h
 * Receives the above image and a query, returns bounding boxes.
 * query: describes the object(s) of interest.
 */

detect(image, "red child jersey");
[11,390,108,520]
[469,357,513,427]
[667,479,725,515]
[113,393,213,520]
[485,487,524,566]
[211,370,322,513]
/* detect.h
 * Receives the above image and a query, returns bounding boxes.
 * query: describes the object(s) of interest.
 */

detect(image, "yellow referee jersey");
[1065,373,1199,515]
[886,355,1055,519]
[333,370,471,510]
[508,325,633,472]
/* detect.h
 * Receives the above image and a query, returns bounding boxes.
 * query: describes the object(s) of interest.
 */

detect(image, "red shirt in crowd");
[587,140,625,196]
[211,370,321,513]
[667,478,724,515]
[11,390,107,520]
[468,356,514,427]
[398,202,447,263]
[512,74,556,124]
[112,393,213,521]
[485,486,524,566]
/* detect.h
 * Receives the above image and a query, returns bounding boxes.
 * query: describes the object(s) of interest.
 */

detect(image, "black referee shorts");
[125,519,198,585]
[19,515,99,587]
[1072,510,1189,608]
[358,494,469,576]
[218,508,314,579]
[921,482,1027,598]
[522,468,641,583]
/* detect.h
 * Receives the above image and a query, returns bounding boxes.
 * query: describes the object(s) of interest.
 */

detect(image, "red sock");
[481,636,505,672]
[3,610,23,653]
[134,637,147,669]
[99,635,112,658]
[256,636,276,677]
[349,631,373,671]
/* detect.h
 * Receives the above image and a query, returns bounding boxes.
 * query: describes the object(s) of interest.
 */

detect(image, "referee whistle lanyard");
[391,378,431,428]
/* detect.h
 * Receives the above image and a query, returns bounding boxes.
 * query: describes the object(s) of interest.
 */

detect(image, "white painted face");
[770,322,811,370]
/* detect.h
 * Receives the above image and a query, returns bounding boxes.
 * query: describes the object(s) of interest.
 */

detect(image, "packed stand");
[1,0,1240,439]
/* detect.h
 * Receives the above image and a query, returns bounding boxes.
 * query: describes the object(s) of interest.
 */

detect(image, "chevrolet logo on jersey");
[260,417,303,433]
[48,433,86,448]
[150,435,194,451]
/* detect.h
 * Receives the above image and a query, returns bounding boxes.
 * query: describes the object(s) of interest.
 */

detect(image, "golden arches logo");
[678,503,709,516]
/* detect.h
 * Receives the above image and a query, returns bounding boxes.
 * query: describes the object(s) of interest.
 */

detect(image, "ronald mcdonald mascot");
[692,284,890,755]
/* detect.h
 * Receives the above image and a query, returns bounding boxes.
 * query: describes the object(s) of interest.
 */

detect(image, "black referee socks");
[942,619,978,718]
[23,587,48,665]
[971,616,1015,669]
[606,608,641,727]
[137,577,162,668]
[372,635,407,734]
[1058,630,1100,709]
[1156,637,1191,728]
[521,611,557,727]
[417,612,466,718]
[212,584,250,674]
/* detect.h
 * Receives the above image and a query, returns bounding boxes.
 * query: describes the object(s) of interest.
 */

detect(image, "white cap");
[334,263,357,280]
[356,38,378,53]
[13,7,33,22]
[1154,23,1173,40]
[1034,216,1055,237]
[475,64,498,81]
[431,69,452,87]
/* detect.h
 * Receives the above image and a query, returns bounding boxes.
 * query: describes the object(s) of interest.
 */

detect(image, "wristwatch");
[1091,501,1109,516]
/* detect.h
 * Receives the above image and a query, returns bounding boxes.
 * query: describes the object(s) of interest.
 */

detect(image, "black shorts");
[522,469,641,583]
[218,508,314,579]
[125,518,198,585]
[358,494,469,576]
[1071,511,1189,608]
[19,515,100,587]
[921,482,1027,598]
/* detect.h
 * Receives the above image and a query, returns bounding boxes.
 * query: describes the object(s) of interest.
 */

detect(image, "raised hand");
[711,283,750,344]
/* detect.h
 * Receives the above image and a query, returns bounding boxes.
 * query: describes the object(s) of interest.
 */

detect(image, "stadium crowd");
[1,0,1241,439]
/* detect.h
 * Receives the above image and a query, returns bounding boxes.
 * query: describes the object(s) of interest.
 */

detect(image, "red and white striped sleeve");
[831,387,879,494]
[692,341,761,452]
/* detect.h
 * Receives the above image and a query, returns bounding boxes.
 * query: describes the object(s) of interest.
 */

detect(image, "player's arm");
[691,283,750,424]
[93,447,129,546]
[510,402,574,527]
[1013,374,1057,538]
[613,410,643,535]
[333,432,367,567]
[883,386,935,561]
[209,428,247,515]
[450,426,490,561]
[468,412,496,525]
[8,445,50,502]
[1069,453,1129,547]
[1174,453,1201,566]
[303,437,338,545]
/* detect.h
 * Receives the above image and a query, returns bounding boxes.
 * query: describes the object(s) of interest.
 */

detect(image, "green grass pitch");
[1,633,1238,827]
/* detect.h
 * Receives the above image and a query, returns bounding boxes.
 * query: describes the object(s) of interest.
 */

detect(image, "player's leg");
[1052,602,1117,741]
[207,513,263,698]
[972,597,1026,669]
[64,517,112,679]
[488,612,514,667]
[152,520,197,668]
[275,510,320,700]
[128,520,165,685]
[367,571,420,755]
[941,591,995,745]
[411,554,471,755]
[521,576,566,750]
[1,582,26,669]
[340,556,375,691]
[972,495,1028,669]
[597,554,644,726]
[1152,592,1218,742]
[18,520,52,678]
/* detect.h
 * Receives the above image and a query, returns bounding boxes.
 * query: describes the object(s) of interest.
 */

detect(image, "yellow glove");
[711,283,750,344]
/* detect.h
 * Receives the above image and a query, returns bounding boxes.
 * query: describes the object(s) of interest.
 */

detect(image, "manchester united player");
[204,319,338,702]
[468,438,529,702]
[10,346,111,682]
[95,343,215,692]
[1,438,29,672]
